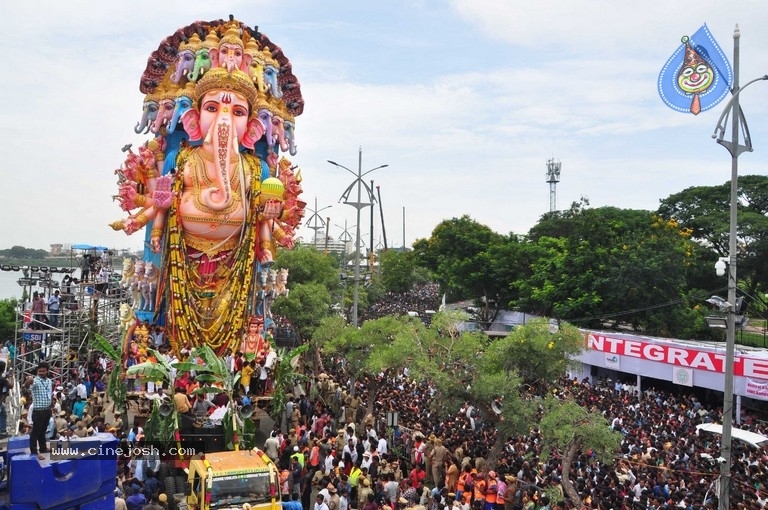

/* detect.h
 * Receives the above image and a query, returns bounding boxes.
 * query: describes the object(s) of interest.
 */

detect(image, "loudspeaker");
[491,400,502,415]
[239,404,254,419]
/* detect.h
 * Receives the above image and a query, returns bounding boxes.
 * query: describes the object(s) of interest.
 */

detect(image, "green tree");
[658,175,768,305]
[0,246,50,259]
[272,283,333,342]
[517,207,698,335]
[500,319,583,388]
[268,344,308,425]
[275,245,340,292]
[539,397,622,507]
[413,216,506,303]
[420,312,526,467]
[0,299,18,344]
[271,246,341,340]
[320,315,431,415]
[379,250,417,293]
[378,249,432,294]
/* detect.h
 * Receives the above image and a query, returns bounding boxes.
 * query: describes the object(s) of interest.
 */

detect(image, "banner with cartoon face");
[658,24,732,115]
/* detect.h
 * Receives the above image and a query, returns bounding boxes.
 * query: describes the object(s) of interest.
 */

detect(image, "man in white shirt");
[314,493,330,510]
[377,436,388,456]
[342,439,358,465]
[75,379,87,400]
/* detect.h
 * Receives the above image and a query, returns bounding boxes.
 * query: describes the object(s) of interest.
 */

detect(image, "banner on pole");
[658,24,732,115]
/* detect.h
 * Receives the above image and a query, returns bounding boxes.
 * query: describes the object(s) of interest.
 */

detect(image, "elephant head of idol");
[193,67,259,211]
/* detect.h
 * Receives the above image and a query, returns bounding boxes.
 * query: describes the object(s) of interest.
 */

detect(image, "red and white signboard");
[587,333,768,380]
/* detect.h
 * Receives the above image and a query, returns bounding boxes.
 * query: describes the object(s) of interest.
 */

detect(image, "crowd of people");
[9,278,768,509]
[261,361,768,510]
[361,284,441,323]
[12,339,768,510]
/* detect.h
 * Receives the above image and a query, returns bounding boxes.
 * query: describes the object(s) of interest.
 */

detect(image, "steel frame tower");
[546,158,562,213]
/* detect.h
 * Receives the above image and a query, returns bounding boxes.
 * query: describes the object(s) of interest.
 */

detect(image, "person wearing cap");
[291,445,305,468]
[318,484,332,507]
[360,450,373,471]
[431,438,447,489]
[327,483,339,510]
[348,462,362,502]
[502,475,516,510]
[424,435,437,484]
[357,476,374,509]
[54,411,68,435]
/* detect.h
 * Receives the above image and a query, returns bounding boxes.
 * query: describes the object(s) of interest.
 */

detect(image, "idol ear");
[241,117,266,150]
[180,110,202,142]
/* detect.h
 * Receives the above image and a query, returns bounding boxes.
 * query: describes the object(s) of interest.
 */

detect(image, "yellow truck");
[185,448,281,510]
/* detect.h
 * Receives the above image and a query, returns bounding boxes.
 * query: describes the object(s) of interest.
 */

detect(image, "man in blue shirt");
[283,492,303,510]
[27,362,52,459]
[125,485,147,510]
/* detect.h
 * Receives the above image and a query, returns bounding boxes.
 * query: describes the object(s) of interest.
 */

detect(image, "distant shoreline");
[0,257,77,268]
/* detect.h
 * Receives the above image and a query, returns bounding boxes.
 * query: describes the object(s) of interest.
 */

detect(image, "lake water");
[0,269,79,301]
[0,271,26,300]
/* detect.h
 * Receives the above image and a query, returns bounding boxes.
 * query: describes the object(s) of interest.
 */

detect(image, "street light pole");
[328,148,388,327]
[711,25,768,510]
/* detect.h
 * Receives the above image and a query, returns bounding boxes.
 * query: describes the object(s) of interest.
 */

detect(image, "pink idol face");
[199,90,250,140]
[219,43,244,69]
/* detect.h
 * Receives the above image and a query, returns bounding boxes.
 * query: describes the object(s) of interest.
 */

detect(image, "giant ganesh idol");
[110,17,305,355]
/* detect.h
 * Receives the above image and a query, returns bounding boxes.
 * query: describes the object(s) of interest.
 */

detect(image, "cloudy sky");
[3,1,768,252]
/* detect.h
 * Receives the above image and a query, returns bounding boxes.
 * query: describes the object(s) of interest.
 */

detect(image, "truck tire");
[175,475,186,494]
[157,462,171,481]
[164,477,176,499]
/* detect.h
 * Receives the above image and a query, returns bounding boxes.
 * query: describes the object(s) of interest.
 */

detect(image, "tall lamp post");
[304,196,332,247]
[328,148,388,326]
[710,25,768,510]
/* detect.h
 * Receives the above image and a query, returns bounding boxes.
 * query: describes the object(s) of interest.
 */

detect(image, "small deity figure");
[241,316,266,360]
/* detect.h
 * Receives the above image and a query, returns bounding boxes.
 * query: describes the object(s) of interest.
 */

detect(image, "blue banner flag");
[658,24,732,115]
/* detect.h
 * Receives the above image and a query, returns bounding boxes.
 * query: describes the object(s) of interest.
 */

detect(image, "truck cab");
[186,448,281,510]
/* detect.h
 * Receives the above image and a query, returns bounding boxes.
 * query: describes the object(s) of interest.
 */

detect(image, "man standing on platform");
[47,290,61,328]
[79,254,91,282]
[27,362,52,459]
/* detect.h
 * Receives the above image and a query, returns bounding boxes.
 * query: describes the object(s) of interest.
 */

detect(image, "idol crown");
[194,67,258,109]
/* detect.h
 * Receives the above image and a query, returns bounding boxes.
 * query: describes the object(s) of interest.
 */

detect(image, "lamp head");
[715,258,727,276]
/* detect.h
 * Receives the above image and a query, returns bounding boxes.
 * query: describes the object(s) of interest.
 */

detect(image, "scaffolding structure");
[9,266,127,434]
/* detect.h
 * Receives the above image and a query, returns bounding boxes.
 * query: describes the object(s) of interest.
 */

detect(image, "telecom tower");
[546,158,562,212]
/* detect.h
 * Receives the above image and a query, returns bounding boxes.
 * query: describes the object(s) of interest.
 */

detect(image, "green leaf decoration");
[127,362,169,382]
[91,332,121,362]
